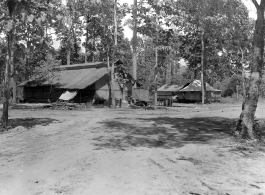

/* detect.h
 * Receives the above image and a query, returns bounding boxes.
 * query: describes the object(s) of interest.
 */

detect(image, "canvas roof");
[57,67,108,89]
[61,62,107,70]
[18,62,110,89]
[179,80,221,92]
[158,84,182,92]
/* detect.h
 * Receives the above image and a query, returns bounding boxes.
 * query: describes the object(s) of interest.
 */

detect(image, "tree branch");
[260,0,265,8]
[252,0,260,9]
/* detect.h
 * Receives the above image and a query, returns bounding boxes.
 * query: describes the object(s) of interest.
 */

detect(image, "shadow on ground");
[8,118,59,129]
[93,117,234,150]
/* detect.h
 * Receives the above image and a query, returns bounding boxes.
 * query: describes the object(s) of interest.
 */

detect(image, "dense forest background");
[1,0,264,100]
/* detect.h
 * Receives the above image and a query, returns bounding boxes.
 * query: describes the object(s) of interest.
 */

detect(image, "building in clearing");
[176,80,221,103]
[157,84,183,104]
[17,61,133,104]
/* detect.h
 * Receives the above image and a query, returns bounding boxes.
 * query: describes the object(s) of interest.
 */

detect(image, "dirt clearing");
[0,103,265,195]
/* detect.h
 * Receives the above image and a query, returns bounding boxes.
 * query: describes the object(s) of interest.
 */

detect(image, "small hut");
[157,84,182,106]
[176,80,221,103]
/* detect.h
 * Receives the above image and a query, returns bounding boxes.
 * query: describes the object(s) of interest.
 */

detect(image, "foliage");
[169,0,251,85]
[33,56,61,83]
[116,38,133,73]
[53,0,83,65]
[136,37,155,89]
[115,64,134,90]
[260,77,265,98]
[219,75,242,97]
[33,56,61,102]
[0,38,6,82]
[56,43,83,65]
[0,0,52,128]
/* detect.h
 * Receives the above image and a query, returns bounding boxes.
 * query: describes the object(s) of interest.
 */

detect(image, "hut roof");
[18,62,111,89]
[179,80,221,92]
[57,66,108,89]
[158,84,182,92]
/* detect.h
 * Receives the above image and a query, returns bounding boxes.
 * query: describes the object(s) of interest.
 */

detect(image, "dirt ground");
[0,102,265,195]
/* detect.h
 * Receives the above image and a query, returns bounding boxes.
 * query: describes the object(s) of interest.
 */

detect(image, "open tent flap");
[59,90,78,101]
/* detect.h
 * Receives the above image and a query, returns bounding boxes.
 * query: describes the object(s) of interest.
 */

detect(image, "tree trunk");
[85,15,90,63]
[120,86,124,107]
[153,46,158,110]
[107,55,111,108]
[85,48,87,63]
[236,84,239,101]
[2,31,14,129]
[240,1,265,139]
[111,58,116,108]
[92,33,95,62]
[67,49,70,65]
[153,7,159,110]
[49,84,53,103]
[10,39,15,104]
[240,47,246,113]
[2,56,10,129]
[110,0,118,108]
[171,60,174,83]
[132,0,137,88]
[242,66,246,101]
[201,32,206,104]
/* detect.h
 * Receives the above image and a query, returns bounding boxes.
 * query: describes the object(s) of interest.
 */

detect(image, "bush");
[220,96,242,104]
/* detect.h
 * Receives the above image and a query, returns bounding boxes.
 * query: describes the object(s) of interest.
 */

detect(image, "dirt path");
[0,103,265,195]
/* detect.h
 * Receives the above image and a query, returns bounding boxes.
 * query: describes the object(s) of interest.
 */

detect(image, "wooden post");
[79,90,81,104]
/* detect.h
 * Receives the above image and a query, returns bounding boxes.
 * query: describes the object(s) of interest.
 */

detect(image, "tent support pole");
[79,90,81,104]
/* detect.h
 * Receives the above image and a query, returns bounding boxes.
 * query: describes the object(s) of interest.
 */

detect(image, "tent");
[18,61,133,103]
[176,80,221,102]
[157,84,182,101]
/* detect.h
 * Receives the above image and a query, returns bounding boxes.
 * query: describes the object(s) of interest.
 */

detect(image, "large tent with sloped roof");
[18,61,133,104]
[176,80,221,102]
[157,84,183,101]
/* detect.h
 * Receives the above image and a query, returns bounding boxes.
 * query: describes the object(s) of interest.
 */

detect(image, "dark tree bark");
[132,0,137,88]
[107,54,112,108]
[240,48,246,102]
[67,28,71,65]
[201,32,206,104]
[2,40,10,129]
[85,15,91,63]
[2,0,15,129]
[67,48,71,65]
[110,0,117,108]
[2,32,14,129]
[240,0,265,139]
[153,7,159,110]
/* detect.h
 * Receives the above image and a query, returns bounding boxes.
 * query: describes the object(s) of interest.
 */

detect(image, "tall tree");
[153,3,159,109]
[55,0,82,65]
[0,0,49,128]
[239,0,265,139]
[132,0,137,88]
[175,0,227,103]
[169,0,250,103]
[110,0,117,107]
